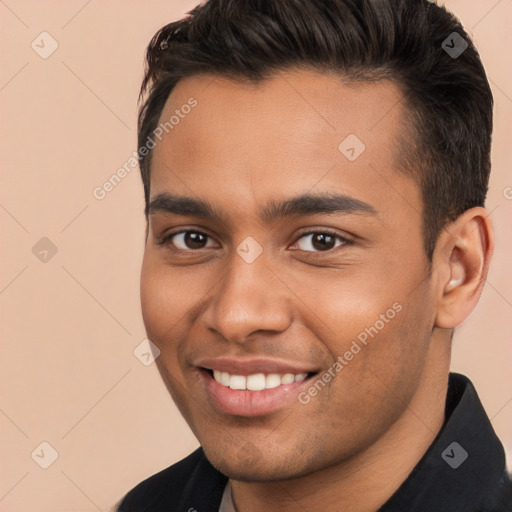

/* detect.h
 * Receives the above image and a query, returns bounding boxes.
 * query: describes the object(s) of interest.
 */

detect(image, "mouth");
[208,368,313,390]
[198,367,319,417]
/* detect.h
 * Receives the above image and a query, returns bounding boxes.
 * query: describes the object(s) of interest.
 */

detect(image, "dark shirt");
[116,373,512,511]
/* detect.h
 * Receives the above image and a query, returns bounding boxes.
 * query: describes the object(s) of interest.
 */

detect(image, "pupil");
[313,233,334,251]
[186,232,206,249]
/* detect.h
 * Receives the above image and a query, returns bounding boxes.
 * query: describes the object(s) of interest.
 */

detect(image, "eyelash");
[157,229,353,256]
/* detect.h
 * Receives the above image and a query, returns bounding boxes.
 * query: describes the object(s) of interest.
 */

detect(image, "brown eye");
[293,231,350,253]
[163,231,216,250]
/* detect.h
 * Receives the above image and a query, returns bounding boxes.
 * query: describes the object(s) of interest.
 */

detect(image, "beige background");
[1,1,511,510]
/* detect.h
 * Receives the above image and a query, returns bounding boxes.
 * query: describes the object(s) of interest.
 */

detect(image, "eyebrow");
[147,192,378,223]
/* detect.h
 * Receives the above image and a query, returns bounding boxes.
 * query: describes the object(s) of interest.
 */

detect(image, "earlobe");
[433,207,494,330]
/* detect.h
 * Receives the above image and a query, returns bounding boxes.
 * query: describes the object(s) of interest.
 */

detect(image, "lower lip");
[200,370,312,417]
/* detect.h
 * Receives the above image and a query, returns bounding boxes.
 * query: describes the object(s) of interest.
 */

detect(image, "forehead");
[149,69,419,225]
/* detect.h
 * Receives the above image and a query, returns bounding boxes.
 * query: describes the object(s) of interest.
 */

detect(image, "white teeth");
[229,375,246,390]
[265,374,282,389]
[246,373,266,391]
[212,370,309,390]
[281,373,295,385]
[220,371,230,386]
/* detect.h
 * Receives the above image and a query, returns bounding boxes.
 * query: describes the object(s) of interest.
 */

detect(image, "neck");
[230,333,451,512]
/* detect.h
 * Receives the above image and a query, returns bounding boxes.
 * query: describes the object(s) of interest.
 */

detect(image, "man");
[116,0,512,510]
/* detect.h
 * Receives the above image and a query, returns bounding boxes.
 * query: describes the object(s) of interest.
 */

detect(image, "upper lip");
[195,357,318,376]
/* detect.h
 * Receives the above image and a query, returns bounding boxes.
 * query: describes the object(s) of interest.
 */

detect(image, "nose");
[200,252,292,344]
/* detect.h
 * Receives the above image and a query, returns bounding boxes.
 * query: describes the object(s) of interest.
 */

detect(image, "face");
[140,70,437,481]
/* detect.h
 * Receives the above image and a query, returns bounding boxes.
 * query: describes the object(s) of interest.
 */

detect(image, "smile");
[212,370,308,391]
[200,367,317,417]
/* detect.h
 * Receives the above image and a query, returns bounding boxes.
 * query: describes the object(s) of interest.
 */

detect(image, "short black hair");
[137,0,493,260]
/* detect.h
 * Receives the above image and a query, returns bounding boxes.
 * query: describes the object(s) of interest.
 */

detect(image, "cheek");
[140,261,168,338]
[140,253,214,364]
[140,255,187,353]
[328,293,432,420]
[287,266,403,348]
[296,267,432,410]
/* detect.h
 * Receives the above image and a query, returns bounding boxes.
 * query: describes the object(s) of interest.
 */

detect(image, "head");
[138,0,494,481]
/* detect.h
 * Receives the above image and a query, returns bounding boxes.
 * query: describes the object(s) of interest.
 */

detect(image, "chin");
[202,443,323,483]
[209,458,301,482]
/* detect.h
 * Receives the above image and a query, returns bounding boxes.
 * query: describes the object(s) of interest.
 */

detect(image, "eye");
[158,229,352,254]
[159,230,217,251]
[291,230,352,253]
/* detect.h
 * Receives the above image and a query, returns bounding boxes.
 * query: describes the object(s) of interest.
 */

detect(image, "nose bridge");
[201,250,292,343]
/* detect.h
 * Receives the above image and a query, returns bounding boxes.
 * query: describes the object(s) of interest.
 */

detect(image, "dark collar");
[379,372,510,511]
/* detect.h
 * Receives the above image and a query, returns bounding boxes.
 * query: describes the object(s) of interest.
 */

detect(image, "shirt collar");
[379,372,507,511]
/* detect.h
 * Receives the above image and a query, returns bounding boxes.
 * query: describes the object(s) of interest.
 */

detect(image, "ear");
[432,207,494,329]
